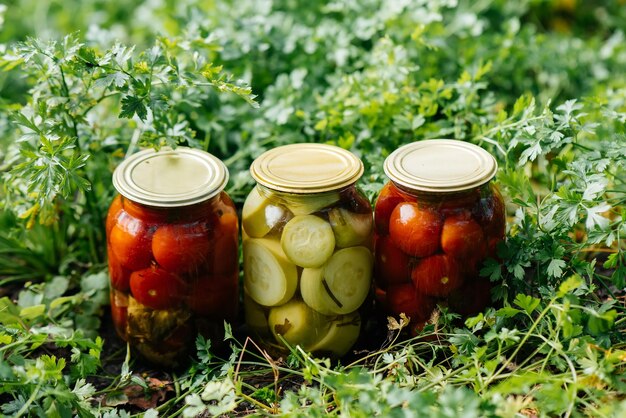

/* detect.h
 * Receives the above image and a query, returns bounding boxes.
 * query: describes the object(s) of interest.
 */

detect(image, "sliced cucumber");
[301,247,372,315]
[309,312,361,357]
[281,215,335,268]
[277,192,340,216]
[243,238,298,307]
[268,299,330,349]
[243,187,286,238]
[328,208,373,248]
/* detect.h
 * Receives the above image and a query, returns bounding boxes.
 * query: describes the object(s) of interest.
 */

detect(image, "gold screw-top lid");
[250,143,364,193]
[112,147,229,207]
[384,139,497,193]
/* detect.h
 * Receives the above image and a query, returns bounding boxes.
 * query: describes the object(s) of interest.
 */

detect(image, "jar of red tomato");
[242,144,373,358]
[107,147,238,367]
[374,140,505,335]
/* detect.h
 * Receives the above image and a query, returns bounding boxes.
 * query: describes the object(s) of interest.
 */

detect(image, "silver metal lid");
[250,143,364,194]
[384,140,497,193]
[112,147,229,207]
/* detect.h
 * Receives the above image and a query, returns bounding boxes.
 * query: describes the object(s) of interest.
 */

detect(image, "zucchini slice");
[268,299,330,349]
[301,246,373,315]
[243,238,298,307]
[309,312,361,357]
[243,187,286,238]
[300,268,335,315]
[281,215,335,267]
[277,192,340,216]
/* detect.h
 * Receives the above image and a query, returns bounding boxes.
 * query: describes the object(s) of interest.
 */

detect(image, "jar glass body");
[242,184,373,357]
[373,181,505,335]
[106,191,239,367]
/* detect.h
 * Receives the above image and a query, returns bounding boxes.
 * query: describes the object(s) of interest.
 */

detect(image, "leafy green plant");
[0,273,107,416]
[2,32,256,224]
[0,0,625,416]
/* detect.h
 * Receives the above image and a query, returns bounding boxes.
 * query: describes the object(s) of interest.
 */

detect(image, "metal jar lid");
[384,139,498,193]
[250,143,364,194]
[112,147,229,207]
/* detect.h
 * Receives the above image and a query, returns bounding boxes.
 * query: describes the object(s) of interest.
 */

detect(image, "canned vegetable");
[242,144,373,357]
[107,147,238,367]
[374,140,505,336]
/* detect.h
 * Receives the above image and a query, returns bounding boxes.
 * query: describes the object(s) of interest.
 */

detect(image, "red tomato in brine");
[389,202,442,258]
[441,215,485,258]
[217,212,239,238]
[108,245,132,291]
[109,218,154,271]
[122,199,170,223]
[106,195,123,235]
[375,236,411,288]
[374,183,406,235]
[129,265,185,310]
[386,283,435,321]
[187,278,238,319]
[412,254,463,297]
[207,212,239,275]
[152,222,212,273]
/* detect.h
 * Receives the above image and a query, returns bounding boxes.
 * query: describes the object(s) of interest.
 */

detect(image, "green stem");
[593,273,617,300]
[475,136,507,157]
[152,388,192,418]
[82,176,104,264]
[58,66,79,139]
[418,364,475,392]
[571,142,595,152]
[126,127,142,158]
[80,92,122,117]
[476,115,545,139]
[15,383,42,418]
[238,392,275,413]
[483,301,553,387]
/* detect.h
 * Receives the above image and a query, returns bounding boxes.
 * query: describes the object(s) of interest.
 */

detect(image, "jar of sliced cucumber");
[374,140,505,337]
[108,148,238,368]
[243,144,373,357]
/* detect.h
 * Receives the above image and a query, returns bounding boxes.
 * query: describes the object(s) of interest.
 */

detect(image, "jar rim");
[250,143,364,194]
[112,147,229,207]
[384,139,497,193]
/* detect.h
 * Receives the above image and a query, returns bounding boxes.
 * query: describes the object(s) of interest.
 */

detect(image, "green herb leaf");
[119,95,147,120]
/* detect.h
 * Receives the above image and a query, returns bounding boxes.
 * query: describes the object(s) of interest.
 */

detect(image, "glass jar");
[107,147,238,367]
[242,144,373,358]
[374,140,505,336]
